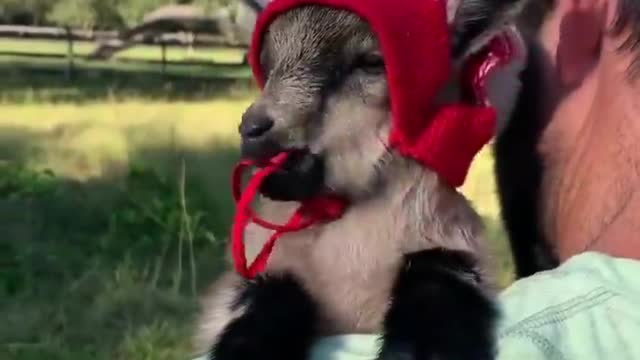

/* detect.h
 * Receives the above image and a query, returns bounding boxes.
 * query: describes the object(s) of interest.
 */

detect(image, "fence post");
[65,26,75,81]
[161,40,167,76]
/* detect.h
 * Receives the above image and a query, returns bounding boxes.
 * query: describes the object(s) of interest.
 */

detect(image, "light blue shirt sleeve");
[196,252,640,360]
[495,252,640,360]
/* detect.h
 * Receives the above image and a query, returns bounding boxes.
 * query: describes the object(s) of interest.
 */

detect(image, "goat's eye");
[353,53,385,74]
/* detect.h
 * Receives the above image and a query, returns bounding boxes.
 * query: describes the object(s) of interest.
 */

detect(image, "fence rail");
[0,25,250,81]
[0,25,247,48]
[0,25,117,41]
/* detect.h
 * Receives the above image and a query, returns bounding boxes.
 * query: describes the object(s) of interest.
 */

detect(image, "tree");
[118,0,174,28]
[92,0,126,30]
[191,0,233,14]
[24,0,54,25]
[4,0,237,29]
[0,0,55,25]
[47,0,95,29]
[47,0,125,30]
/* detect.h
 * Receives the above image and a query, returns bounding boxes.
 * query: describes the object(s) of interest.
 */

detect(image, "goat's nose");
[239,114,274,139]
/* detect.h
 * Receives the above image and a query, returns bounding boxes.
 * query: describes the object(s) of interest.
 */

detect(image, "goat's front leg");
[378,249,499,360]
[208,272,319,360]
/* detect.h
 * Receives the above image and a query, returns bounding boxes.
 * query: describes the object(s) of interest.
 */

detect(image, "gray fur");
[194,2,524,355]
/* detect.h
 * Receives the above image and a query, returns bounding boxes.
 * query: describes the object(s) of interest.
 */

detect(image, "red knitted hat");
[231,0,524,278]
[248,0,517,188]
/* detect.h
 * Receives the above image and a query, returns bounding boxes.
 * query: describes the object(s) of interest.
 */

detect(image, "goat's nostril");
[240,116,274,138]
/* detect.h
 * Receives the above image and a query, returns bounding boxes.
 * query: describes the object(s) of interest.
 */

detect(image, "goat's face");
[241,6,391,198]
[239,1,527,199]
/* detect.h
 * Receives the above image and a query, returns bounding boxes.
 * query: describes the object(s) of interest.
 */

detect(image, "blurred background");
[0,1,514,359]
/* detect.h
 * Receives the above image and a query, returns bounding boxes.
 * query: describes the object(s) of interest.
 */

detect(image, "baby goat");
[195,0,528,359]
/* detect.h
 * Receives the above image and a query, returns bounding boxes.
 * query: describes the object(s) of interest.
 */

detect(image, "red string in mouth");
[231,152,348,279]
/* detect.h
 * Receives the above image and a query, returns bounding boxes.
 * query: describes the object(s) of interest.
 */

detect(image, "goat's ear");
[446,0,462,24]
[245,0,269,12]
[236,0,269,44]
[448,0,526,57]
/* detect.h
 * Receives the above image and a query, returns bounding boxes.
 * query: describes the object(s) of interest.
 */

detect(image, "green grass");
[0,38,99,57]
[0,54,252,77]
[1,100,247,360]
[0,38,253,104]
[0,38,246,64]
[0,58,255,104]
[0,54,514,360]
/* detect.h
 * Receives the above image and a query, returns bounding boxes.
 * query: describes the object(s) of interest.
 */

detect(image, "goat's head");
[239,0,527,200]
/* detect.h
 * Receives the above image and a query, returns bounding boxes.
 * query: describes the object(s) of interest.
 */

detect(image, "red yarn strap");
[231,152,348,279]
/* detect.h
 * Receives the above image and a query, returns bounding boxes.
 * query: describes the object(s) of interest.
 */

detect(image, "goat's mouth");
[239,127,326,201]
[241,137,312,167]
[240,136,284,163]
[253,148,327,202]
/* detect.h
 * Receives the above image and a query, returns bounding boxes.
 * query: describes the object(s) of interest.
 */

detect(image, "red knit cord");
[231,152,348,278]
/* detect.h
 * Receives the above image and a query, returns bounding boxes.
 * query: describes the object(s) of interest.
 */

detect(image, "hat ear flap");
[243,0,270,12]
[482,28,527,135]
[449,0,526,57]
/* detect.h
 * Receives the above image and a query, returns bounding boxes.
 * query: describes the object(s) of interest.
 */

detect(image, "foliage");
[0,164,58,199]
[47,0,127,30]
[0,162,229,359]
[106,161,221,294]
[0,77,248,358]
[118,0,174,28]
[1,0,238,29]
[46,0,96,30]
[93,0,128,30]
[0,0,54,25]
[115,0,236,29]
[0,52,513,359]
[193,0,235,15]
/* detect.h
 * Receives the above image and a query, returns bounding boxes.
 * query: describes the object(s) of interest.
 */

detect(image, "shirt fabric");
[197,251,640,360]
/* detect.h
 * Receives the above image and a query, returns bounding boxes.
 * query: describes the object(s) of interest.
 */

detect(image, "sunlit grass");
[0,54,252,79]
[1,98,512,281]
[1,98,248,360]
[0,38,98,56]
[1,100,249,179]
[0,38,246,63]
[2,98,501,214]
[1,62,513,359]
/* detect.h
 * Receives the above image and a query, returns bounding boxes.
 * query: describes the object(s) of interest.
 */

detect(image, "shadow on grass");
[0,127,45,166]
[0,126,516,359]
[1,130,241,360]
[0,60,256,104]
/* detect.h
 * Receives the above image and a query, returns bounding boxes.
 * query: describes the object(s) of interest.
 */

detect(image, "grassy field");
[0,41,514,360]
[0,37,253,104]
[0,38,247,63]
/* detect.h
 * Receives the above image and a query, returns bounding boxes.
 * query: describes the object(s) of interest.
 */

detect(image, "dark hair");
[519,0,640,77]
[517,0,555,34]
[612,0,640,76]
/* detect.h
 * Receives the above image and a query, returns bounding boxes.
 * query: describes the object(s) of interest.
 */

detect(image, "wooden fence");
[0,25,246,46]
[0,25,117,41]
[0,25,249,81]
